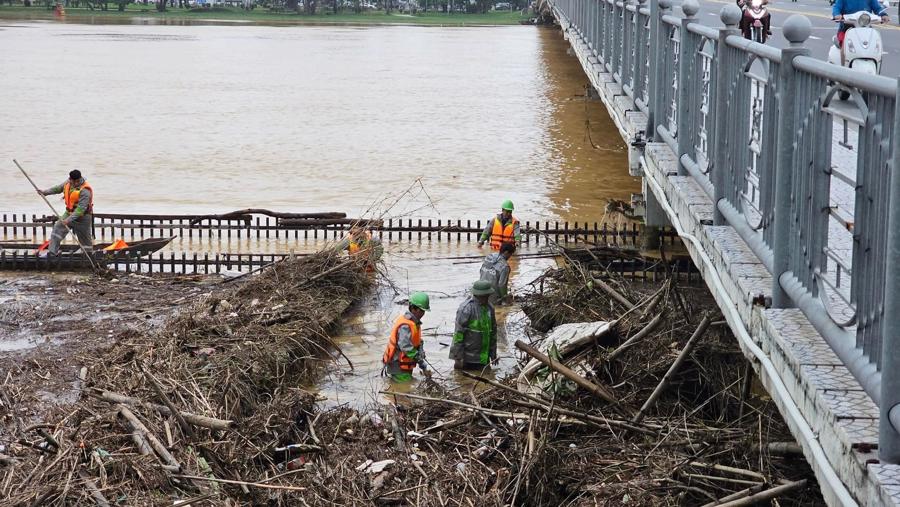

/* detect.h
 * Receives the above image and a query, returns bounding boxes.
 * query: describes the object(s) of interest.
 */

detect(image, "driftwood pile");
[0,250,372,506]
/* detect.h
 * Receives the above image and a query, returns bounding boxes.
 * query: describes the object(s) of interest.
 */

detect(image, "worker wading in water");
[38,170,93,257]
[480,242,515,305]
[335,225,383,273]
[382,292,433,382]
[478,199,520,251]
[450,280,498,370]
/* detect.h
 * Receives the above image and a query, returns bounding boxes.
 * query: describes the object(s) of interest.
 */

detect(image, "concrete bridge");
[545,0,900,504]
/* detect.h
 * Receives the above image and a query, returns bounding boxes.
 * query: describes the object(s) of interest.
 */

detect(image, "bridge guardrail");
[549,0,900,463]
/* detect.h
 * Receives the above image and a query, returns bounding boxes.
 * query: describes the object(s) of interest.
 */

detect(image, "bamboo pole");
[714,479,807,507]
[607,312,665,361]
[117,405,181,471]
[514,340,617,404]
[632,314,713,424]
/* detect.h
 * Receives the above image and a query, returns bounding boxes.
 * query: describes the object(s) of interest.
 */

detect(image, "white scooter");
[827,11,884,98]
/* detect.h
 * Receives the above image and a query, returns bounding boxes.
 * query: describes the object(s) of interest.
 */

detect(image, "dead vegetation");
[0,245,823,506]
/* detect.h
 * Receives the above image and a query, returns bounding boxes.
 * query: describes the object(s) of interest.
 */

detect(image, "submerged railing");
[549,0,900,462]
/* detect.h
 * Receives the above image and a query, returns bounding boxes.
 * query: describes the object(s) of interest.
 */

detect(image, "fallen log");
[767,442,803,456]
[92,389,234,431]
[632,314,713,424]
[279,218,383,228]
[514,340,617,404]
[188,209,346,225]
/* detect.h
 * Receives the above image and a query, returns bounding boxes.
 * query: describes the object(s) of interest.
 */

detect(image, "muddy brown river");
[0,20,640,406]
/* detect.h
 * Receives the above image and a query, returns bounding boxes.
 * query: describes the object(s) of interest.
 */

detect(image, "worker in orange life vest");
[37,169,94,257]
[477,199,520,251]
[382,292,432,382]
[334,225,383,271]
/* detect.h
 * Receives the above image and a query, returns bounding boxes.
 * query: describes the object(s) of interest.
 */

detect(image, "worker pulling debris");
[382,292,432,382]
[477,199,520,251]
[450,280,497,370]
[37,169,94,257]
[480,242,515,305]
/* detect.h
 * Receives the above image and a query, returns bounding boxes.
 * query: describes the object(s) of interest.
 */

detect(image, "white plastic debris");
[364,459,395,474]
[355,459,373,472]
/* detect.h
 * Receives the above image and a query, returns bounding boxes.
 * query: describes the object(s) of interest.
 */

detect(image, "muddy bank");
[0,273,215,423]
[0,251,372,505]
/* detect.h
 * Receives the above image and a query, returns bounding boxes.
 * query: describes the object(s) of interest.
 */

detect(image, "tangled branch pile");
[1,245,824,506]
[240,247,821,506]
[1,251,372,506]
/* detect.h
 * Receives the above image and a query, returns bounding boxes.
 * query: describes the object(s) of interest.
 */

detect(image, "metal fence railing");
[550,0,900,462]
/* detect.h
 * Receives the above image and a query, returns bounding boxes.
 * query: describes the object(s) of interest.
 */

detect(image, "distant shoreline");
[0,5,532,25]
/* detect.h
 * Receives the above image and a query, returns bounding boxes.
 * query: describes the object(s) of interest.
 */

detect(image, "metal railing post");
[645,0,666,141]
[880,76,900,464]
[711,5,741,225]
[771,16,811,308]
[675,0,699,176]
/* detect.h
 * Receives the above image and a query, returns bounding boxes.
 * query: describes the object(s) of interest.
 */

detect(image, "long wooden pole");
[13,159,99,271]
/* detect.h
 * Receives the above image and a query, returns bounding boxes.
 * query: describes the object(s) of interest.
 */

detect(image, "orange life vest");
[64,181,93,214]
[382,315,422,372]
[489,215,518,250]
[348,231,372,255]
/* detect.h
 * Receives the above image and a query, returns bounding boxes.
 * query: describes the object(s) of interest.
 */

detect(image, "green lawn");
[0,5,531,25]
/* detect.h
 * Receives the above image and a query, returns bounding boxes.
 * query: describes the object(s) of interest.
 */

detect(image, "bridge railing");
[550,0,900,462]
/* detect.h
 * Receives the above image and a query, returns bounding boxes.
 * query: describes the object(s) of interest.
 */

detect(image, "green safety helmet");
[409,292,430,311]
[471,280,494,296]
[501,199,515,211]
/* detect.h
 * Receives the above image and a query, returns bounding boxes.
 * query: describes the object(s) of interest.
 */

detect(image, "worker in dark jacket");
[480,242,515,305]
[450,280,497,370]
[38,170,94,256]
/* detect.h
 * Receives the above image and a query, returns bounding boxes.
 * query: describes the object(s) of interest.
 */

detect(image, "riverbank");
[0,5,531,24]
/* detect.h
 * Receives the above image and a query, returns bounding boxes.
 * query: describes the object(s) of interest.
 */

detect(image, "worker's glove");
[62,217,72,227]
[490,355,499,366]
[36,189,45,196]
[882,14,890,23]
[422,369,433,379]
[476,241,484,249]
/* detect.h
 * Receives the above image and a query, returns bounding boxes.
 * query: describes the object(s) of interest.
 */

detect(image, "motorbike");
[827,11,884,98]
[738,0,770,43]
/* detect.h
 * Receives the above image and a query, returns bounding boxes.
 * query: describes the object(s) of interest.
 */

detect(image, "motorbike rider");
[736,0,771,40]
[832,0,889,48]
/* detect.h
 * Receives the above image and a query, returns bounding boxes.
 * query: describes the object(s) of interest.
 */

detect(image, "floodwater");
[0,22,637,221]
[0,20,640,405]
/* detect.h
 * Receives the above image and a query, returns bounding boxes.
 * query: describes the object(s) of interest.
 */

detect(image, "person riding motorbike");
[832,0,889,48]
[736,0,771,41]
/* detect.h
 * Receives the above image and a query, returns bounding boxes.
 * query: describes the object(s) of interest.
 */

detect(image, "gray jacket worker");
[38,170,94,256]
[480,242,515,304]
[450,280,497,369]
